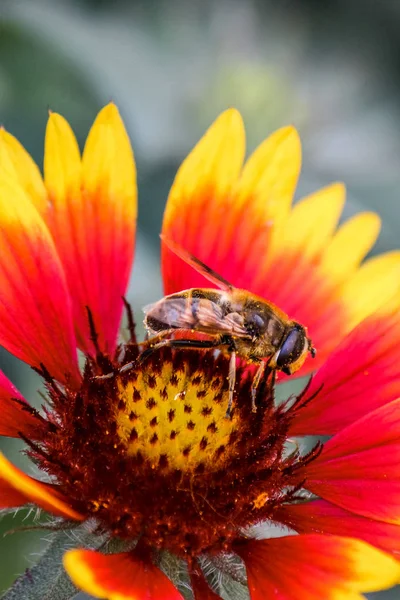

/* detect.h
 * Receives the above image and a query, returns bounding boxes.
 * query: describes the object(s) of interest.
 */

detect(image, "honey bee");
[126,235,315,417]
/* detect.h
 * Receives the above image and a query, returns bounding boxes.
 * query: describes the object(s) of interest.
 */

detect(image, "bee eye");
[276,326,306,369]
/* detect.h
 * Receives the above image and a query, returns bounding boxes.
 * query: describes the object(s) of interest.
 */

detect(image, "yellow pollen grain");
[90,499,110,512]
[253,492,269,509]
[114,361,239,472]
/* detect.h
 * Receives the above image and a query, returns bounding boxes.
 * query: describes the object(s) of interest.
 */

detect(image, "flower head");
[1,105,400,599]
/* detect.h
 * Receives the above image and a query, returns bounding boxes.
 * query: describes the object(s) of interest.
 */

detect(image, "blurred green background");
[0,0,399,597]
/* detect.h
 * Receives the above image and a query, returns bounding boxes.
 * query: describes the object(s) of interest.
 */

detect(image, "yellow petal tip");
[361,210,381,228]
[47,111,66,127]
[267,125,302,168]
[329,181,346,194]
[219,106,242,119]
[95,102,121,126]
[274,124,301,145]
[212,107,245,136]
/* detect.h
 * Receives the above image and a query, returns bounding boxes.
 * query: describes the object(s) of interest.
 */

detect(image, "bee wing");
[143,297,196,333]
[144,295,251,338]
[142,302,158,316]
[161,234,234,292]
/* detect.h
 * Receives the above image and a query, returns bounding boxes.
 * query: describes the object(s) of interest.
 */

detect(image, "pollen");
[253,492,269,509]
[115,360,239,471]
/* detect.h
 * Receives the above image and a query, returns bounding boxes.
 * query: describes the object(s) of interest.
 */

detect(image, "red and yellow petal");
[0,452,83,520]
[161,112,400,376]
[250,211,398,378]
[320,212,381,282]
[290,304,400,435]
[0,371,45,439]
[223,125,301,275]
[162,109,245,291]
[335,251,400,329]
[44,103,137,356]
[63,548,183,600]
[0,128,48,213]
[236,534,400,600]
[275,500,400,556]
[270,183,346,262]
[255,206,396,378]
[162,116,299,294]
[0,171,80,386]
[301,399,400,524]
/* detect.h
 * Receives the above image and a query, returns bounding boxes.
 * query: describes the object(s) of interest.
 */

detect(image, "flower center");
[33,342,314,558]
[115,355,240,472]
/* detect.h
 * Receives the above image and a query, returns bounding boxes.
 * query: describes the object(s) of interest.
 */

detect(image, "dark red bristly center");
[27,342,317,559]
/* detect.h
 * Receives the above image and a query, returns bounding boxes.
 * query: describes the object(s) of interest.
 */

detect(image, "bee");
[124,235,315,417]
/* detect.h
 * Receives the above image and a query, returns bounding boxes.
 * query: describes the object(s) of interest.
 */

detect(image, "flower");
[0,105,400,599]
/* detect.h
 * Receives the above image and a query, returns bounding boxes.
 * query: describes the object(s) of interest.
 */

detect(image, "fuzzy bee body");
[144,287,297,366]
[134,236,315,416]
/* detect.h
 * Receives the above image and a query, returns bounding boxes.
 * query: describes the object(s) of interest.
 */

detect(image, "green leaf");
[0,524,105,600]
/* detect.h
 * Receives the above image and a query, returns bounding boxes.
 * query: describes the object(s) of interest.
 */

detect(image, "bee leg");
[96,335,223,380]
[122,337,224,373]
[106,335,231,383]
[225,350,237,419]
[117,334,173,375]
[153,338,222,351]
[94,371,116,381]
[251,361,267,413]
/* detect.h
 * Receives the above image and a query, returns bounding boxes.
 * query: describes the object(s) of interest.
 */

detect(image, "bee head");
[270,324,315,375]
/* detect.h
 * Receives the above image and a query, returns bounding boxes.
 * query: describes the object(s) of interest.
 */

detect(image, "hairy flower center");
[33,342,316,558]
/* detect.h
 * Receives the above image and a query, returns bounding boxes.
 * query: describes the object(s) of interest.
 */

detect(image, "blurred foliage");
[0,20,101,158]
